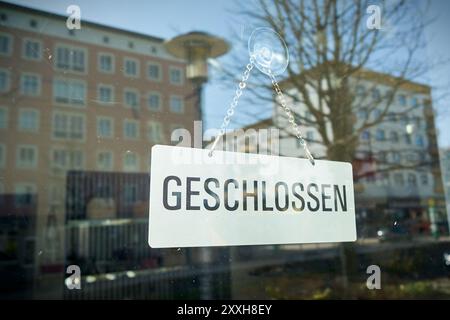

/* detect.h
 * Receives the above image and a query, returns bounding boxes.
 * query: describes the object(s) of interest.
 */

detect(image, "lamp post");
[164,31,229,299]
[164,31,229,130]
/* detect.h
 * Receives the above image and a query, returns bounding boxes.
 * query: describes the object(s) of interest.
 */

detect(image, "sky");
[4,0,450,148]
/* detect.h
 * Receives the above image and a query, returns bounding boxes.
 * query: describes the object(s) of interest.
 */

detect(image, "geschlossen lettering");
[162,176,348,213]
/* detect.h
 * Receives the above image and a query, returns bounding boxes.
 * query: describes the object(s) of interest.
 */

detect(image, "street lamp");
[164,32,229,135]
[164,31,229,299]
[164,31,229,86]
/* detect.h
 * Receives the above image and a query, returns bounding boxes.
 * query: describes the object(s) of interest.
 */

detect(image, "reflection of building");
[440,148,450,230]
[217,67,448,237]
[0,2,202,298]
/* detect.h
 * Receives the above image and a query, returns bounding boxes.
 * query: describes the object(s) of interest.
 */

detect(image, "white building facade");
[219,68,448,237]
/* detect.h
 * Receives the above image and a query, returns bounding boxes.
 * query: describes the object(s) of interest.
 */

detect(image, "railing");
[64,218,231,299]
[63,265,231,300]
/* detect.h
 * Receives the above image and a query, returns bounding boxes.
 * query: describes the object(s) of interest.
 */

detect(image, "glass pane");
[0,0,449,301]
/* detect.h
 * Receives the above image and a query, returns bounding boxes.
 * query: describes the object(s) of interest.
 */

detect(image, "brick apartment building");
[0,1,201,297]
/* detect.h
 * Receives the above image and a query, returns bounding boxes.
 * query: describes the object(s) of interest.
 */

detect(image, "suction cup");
[248,27,289,76]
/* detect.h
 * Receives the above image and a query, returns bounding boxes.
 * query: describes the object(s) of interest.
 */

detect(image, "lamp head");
[164,31,229,84]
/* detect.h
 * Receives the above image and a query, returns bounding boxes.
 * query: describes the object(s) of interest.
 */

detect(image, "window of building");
[394,173,404,186]
[53,78,86,106]
[404,134,412,145]
[98,53,114,73]
[94,182,112,199]
[0,107,7,129]
[385,89,394,100]
[22,39,42,60]
[361,130,370,141]
[97,84,114,104]
[415,135,424,147]
[358,109,368,119]
[124,89,139,109]
[16,145,37,169]
[411,97,419,108]
[170,123,185,136]
[0,33,12,56]
[52,112,85,140]
[124,119,139,139]
[408,173,417,186]
[123,152,139,172]
[306,131,314,141]
[387,113,397,122]
[400,114,409,125]
[18,109,39,132]
[414,117,422,129]
[398,94,407,106]
[49,184,64,205]
[51,149,65,170]
[97,151,113,171]
[97,117,113,138]
[124,183,138,204]
[170,95,184,113]
[14,183,36,206]
[29,19,38,28]
[169,66,183,85]
[355,85,365,97]
[419,153,428,163]
[392,152,401,163]
[51,148,84,170]
[147,62,161,81]
[304,111,313,122]
[376,172,390,186]
[372,109,382,119]
[124,57,139,77]
[375,129,385,141]
[55,44,87,73]
[147,121,163,143]
[20,73,41,96]
[0,144,5,168]
[390,131,399,143]
[371,88,381,101]
[406,153,417,163]
[420,173,429,185]
[378,151,387,163]
[366,174,376,184]
[148,92,161,111]
[293,111,303,124]
[0,68,10,92]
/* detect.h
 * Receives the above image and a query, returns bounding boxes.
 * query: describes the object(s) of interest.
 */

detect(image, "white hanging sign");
[148,145,356,248]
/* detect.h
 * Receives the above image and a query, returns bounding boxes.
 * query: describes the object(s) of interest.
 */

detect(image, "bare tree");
[218,0,440,161]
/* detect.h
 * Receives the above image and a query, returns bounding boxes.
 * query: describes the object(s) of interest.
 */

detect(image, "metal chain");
[208,57,315,166]
[268,70,315,165]
[208,56,255,156]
